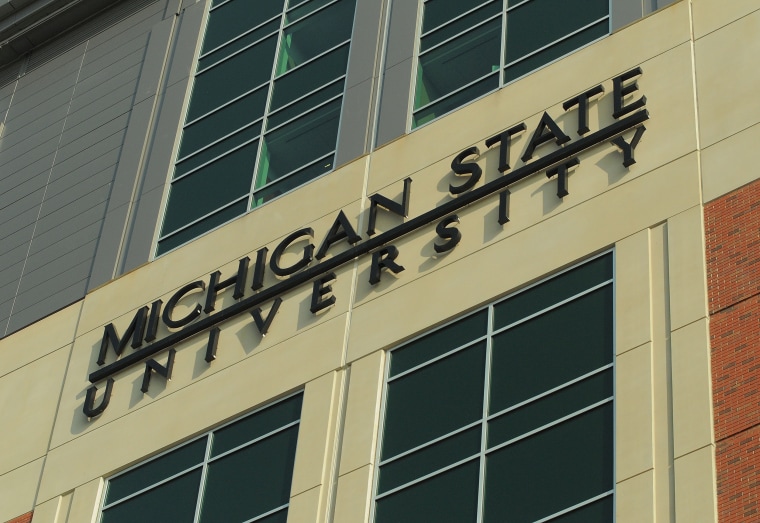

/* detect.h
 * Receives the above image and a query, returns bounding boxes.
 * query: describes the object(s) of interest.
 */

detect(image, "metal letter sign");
[83,68,649,418]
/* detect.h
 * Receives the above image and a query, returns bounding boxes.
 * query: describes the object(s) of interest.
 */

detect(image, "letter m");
[97,306,149,365]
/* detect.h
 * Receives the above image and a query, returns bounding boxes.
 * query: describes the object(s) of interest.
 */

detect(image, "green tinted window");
[276,0,355,75]
[382,342,486,460]
[101,394,303,522]
[159,0,356,253]
[413,0,610,128]
[375,254,614,522]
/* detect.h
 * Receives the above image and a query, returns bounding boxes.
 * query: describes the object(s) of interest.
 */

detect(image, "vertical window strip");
[373,253,614,523]
[157,0,356,256]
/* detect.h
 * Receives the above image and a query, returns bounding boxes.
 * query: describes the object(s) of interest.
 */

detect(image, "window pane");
[102,469,203,523]
[489,285,613,411]
[378,425,481,494]
[389,310,487,377]
[550,495,613,523]
[382,342,486,460]
[179,88,267,159]
[267,79,344,130]
[412,73,498,128]
[504,20,608,83]
[256,508,290,523]
[375,460,480,523]
[188,35,278,121]
[493,253,612,329]
[488,369,612,446]
[211,394,303,457]
[202,0,283,54]
[505,0,608,64]
[175,122,261,179]
[415,19,500,109]
[199,426,299,522]
[483,404,613,523]
[105,438,206,505]
[422,0,489,34]
[286,0,334,23]
[162,141,258,235]
[256,99,341,186]
[199,18,280,72]
[270,43,350,110]
[276,0,355,75]
[252,155,335,207]
[157,200,247,255]
[421,1,501,52]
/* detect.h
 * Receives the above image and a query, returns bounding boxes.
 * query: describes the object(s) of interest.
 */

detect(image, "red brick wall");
[706,178,760,522]
[5,512,33,523]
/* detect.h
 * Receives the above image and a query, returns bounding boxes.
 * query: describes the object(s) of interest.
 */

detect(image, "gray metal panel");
[22,217,104,276]
[122,184,164,272]
[346,0,386,89]
[56,110,129,153]
[0,0,172,336]
[335,78,374,167]
[384,0,419,69]
[611,0,644,31]
[7,277,87,334]
[89,203,129,289]
[375,57,413,147]
[166,0,206,88]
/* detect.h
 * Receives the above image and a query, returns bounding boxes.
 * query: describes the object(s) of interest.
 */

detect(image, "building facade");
[0,0,757,521]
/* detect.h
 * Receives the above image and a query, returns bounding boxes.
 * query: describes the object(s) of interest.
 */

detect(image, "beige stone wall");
[4,0,759,521]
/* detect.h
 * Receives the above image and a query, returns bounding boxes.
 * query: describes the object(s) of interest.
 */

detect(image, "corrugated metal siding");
[0,0,166,335]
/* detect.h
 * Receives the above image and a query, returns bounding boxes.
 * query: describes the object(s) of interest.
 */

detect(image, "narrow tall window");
[99,393,303,523]
[374,253,614,522]
[412,0,609,127]
[157,0,357,255]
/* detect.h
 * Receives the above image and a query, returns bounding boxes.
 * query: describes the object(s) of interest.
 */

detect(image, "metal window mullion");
[175,118,263,168]
[485,397,614,455]
[102,462,205,510]
[387,334,489,382]
[274,39,351,82]
[504,16,609,69]
[611,248,617,523]
[183,81,269,128]
[374,453,481,501]
[247,1,288,212]
[172,132,261,183]
[476,304,495,523]
[493,250,613,306]
[263,92,343,136]
[199,13,281,63]
[159,195,249,242]
[535,490,614,523]
[486,363,614,420]
[266,75,345,120]
[499,0,507,88]
[419,0,498,40]
[251,150,335,197]
[283,0,341,28]
[418,13,501,57]
[413,69,499,115]
[491,278,613,336]
[378,418,483,467]
[207,419,301,463]
[191,436,214,523]
[369,351,393,523]
[242,503,290,523]
[196,29,279,76]
[505,0,536,13]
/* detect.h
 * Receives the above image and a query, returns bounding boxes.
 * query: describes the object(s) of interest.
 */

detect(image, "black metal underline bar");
[90,109,648,383]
